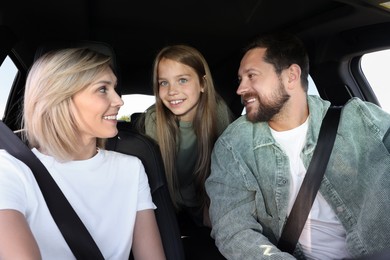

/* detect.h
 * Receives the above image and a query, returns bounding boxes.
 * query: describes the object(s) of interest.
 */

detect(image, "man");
[205,32,390,259]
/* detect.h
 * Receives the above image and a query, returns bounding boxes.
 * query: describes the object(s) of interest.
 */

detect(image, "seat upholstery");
[106,122,185,260]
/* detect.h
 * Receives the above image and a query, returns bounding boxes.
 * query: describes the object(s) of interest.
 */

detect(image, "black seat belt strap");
[277,106,342,254]
[0,121,104,260]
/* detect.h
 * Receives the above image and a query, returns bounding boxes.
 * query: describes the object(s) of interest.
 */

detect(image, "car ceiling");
[2,0,390,100]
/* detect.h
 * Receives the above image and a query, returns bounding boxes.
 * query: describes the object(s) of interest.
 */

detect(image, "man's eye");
[159,81,168,87]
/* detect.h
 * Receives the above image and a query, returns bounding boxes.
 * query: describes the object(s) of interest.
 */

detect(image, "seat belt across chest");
[0,121,104,260]
[277,106,342,254]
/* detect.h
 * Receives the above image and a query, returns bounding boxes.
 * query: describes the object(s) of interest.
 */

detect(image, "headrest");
[33,40,121,94]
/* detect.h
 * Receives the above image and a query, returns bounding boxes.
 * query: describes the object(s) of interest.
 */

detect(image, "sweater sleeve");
[144,105,158,142]
[216,98,234,136]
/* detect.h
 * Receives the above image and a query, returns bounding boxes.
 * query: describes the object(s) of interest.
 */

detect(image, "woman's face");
[157,58,204,122]
[71,67,123,144]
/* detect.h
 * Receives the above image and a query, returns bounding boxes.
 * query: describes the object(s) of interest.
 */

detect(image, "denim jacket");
[206,95,390,259]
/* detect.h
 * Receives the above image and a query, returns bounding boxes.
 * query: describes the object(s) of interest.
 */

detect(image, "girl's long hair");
[152,45,219,209]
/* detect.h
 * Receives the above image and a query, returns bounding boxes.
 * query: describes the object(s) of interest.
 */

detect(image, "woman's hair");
[152,45,219,209]
[23,48,112,161]
[244,32,310,91]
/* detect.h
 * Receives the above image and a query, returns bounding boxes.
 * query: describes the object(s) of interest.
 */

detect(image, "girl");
[139,45,232,259]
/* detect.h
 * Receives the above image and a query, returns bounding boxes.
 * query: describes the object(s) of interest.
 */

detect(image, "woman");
[139,45,232,259]
[0,48,165,260]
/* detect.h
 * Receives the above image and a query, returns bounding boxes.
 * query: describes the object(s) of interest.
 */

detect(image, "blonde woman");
[139,45,232,259]
[0,48,165,260]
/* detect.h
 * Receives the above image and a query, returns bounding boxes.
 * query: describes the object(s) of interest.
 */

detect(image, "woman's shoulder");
[0,149,37,186]
[101,149,143,167]
[0,149,32,172]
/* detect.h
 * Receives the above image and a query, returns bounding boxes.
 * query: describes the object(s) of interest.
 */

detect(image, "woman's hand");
[0,209,41,260]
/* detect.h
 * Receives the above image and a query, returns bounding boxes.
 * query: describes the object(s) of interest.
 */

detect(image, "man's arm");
[206,139,295,259]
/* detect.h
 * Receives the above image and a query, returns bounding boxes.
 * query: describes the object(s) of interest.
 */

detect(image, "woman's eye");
[159,81,168,87]
[99,86,108,93]
[179,78,188,84]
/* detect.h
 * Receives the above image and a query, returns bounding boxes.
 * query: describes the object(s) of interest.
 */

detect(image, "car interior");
[1,0,390,259]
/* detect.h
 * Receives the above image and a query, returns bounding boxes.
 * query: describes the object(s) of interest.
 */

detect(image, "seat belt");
[277,106,342,254]
[0,121,104,260]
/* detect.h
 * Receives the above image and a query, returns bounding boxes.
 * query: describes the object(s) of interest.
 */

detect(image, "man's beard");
[244,82,290,123]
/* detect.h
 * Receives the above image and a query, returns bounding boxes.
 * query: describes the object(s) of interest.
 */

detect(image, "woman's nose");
[112,92,124,107]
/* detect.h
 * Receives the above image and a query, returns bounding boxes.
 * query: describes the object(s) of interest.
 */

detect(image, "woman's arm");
[0,209,41,260]
[132,209,166,260]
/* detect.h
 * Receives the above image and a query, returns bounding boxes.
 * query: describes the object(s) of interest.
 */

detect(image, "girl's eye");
[179,78,188,84]
[159,81,168,87]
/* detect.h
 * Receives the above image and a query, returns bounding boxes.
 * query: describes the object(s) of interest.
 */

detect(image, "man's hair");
[244,32,310,91]
[23,48,112,161]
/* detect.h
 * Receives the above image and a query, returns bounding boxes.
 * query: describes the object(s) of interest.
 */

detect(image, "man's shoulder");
[217,115,260,146]
[343,97,390,118]
[222,115,251,134]
[342,97,390,128]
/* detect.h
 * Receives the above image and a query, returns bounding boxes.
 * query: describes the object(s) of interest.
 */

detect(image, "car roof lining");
[1,0,390,117]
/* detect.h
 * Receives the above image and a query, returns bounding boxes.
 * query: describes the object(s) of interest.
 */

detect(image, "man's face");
[237,48,290,123]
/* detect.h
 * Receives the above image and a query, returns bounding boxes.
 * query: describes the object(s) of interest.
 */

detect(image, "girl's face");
[158,58,204,122]
[71,67,123,144]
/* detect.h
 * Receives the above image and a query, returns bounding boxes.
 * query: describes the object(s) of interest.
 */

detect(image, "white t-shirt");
[0,148,155,260]
[271,119,350,260]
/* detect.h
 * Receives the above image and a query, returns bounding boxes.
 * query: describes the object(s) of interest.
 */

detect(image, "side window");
[118,94,155,121]
[361,49,390,113]
[0,56,18,120]
[307,75,320,96]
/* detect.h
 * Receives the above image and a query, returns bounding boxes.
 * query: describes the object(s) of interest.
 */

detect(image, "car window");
[307,75,320,96]
[361,49,390,113]
[118,94,155,121]
[0,56,18,120]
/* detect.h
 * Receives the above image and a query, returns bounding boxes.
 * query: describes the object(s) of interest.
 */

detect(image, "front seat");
[106,122,185,260]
